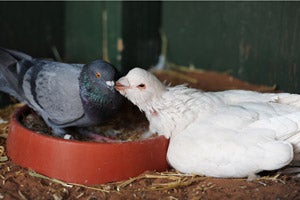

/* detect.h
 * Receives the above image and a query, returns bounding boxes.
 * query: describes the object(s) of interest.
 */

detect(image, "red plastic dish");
[6,106,170,185]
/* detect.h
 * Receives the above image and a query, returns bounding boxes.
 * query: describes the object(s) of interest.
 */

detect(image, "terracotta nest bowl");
[6,106,170,185]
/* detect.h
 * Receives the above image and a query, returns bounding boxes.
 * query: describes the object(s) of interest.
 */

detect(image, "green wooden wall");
[64,1,122,68]
[162,1,300,93]
[0,1,65,107]
[121,1,161,74]
[0,1,122,66]
[0,1,64,58]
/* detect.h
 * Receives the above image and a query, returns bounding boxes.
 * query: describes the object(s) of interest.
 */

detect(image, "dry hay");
[0,103,24,165]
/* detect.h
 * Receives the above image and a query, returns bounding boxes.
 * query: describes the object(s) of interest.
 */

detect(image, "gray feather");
[0,47,124,136]
[34,63,84,124]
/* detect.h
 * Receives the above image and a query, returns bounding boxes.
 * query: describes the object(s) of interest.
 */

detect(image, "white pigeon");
[115,67,300,178]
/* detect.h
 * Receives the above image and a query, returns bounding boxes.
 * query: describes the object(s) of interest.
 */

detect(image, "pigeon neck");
[79,69,106,108]
[141,96,175,139]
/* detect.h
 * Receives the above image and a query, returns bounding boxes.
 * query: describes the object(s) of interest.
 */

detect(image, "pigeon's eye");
[137,83,146,89]
[95,72,101,78]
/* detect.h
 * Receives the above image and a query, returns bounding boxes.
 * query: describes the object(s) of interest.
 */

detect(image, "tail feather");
[279,114,300,157]
[287,133,300,155]
[277,93,300,108]
[0,47,32,61]
[0,47,32,102]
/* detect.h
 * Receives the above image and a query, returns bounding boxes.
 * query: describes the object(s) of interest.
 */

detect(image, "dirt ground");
[1,67,300,200]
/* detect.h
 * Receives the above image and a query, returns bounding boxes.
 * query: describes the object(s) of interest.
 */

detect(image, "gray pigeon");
[0,47,124,138]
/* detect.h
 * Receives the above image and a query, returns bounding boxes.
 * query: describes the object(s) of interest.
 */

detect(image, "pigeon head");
[115,68,165,108]
[79,60,120,104]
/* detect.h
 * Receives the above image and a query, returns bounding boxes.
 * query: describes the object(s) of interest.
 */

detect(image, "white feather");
[116,68,300,178]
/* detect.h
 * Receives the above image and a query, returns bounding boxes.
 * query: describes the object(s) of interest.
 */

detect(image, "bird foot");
[59,132,118,143]
[86,132,120,143]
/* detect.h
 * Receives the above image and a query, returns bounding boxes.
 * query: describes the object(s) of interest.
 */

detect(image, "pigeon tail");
[260,141,293,171]
[277,112,300,160]
[277,93,300,108]
[287,133,300,157]
[0,48,32,102]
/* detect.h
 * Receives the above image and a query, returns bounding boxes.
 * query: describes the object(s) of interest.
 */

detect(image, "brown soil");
[1,68,300,200]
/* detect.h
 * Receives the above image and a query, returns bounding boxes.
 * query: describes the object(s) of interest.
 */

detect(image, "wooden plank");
[162,1,300,93]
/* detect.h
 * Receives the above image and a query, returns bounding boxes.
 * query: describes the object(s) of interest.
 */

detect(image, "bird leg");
[51,126,72,139]
[76,128,121,143]
[86,132,120,143]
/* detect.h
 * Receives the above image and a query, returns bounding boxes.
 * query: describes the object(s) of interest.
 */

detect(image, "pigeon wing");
[28,62,84,125]
[169,104,295,177]
[211,90,279,104]
[0,48,32,101]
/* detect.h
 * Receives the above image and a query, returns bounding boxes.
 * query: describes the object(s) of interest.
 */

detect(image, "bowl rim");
[12,105,165,145]
[6,105,170,185]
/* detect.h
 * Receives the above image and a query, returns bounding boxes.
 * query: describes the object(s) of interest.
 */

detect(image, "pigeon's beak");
[114,82,127,92]
[105,81,116,91]
[105,81,115,87]
[115,77,129,92]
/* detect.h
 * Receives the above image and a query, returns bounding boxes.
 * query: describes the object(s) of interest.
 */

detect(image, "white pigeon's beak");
[114,77,129,92]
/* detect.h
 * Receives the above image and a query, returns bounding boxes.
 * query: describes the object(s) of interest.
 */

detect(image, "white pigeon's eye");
[137,83,146,90]
[95,72,101,78]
